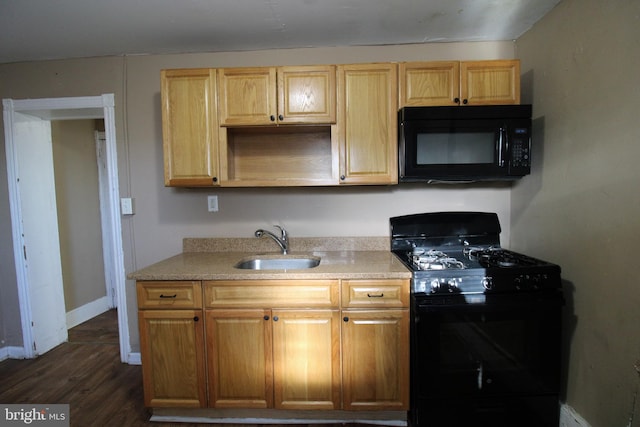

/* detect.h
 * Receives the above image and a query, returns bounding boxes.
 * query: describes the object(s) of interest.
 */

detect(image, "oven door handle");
[414,292,565,313]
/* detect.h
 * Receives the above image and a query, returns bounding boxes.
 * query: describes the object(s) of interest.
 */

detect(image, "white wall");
[514,0,640,425]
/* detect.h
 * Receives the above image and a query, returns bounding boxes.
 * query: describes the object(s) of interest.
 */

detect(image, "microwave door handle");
[497,127,507,167]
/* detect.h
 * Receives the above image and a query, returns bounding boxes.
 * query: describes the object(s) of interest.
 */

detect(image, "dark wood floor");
[0,310,366,427]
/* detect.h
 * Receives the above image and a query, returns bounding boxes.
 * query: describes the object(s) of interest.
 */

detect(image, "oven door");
[410,291,563,427]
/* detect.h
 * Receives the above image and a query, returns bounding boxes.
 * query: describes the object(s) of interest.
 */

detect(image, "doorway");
[52,120,113,327]
[2,95,130,362]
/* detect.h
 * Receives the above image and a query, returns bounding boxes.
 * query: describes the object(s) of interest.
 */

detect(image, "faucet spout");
[255,225,289,254]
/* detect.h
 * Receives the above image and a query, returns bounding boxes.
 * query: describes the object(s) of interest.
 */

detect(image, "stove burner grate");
[411,249,466,271]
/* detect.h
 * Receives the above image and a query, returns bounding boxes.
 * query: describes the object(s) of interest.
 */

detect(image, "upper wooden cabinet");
[161,68,219,186]
[218,65,336,126]
[399,59,521,107]
[337,63,398,185]
[278,66,336,124]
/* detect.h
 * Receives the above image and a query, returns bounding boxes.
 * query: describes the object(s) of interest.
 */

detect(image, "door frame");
[3,94,130,362]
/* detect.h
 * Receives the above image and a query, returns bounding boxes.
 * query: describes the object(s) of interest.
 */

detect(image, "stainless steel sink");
[234,256,320,270]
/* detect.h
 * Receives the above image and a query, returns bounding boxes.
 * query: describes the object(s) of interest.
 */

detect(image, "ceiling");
[0,0,561,65]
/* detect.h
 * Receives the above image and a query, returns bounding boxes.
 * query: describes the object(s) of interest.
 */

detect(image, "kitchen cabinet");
[161,69,220,186]
[219,125,337,187]
[217,65,337,186]
[204,280,341,410]
[205,308,273,408]
[341,279,410,410]
[218,65,336,126]
[337,63,398,185]
[399,59,521,107]
[136,281,206,407]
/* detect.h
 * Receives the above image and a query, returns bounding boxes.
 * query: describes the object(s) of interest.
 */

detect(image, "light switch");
[120,198,134,215]
[207,195,219,212]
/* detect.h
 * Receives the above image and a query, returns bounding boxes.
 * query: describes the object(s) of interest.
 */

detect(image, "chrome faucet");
[255,225,289,255]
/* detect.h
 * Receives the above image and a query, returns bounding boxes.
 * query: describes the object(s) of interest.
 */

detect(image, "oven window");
[414,304,561,397]
[416,131,495,165]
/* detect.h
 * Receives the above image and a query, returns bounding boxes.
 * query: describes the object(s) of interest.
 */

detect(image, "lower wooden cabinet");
[342,309,410,410]
[272,309,341,410]
[137,281,206,408]
[205,307,341,409]
[138,309,207,407]
[205,309,273,408]
[137,279,409,412]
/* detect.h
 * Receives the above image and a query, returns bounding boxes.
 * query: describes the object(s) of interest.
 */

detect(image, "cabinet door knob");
[270,115,276,121]
[273,316,279,321]
[212,177,218,183]
[463,99,468,105]
[278,114,284,121]
[264,315,270,321]
[340,175,346,181]
[454,97,460,104]
[343,316,349,322]
[193,316,199,322]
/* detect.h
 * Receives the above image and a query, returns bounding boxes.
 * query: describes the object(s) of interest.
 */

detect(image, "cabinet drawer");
[341,279,409,308]
[204,280,339,308]
[137,281,202,309]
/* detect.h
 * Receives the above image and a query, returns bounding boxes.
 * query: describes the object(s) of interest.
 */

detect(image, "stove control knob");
[482,277,494,290]
[447,278,459,292]
[430,279,441,292]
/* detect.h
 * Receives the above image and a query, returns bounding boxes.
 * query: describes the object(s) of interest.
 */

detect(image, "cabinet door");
[218,67,277,126]
[206,309,273,408]
[272,309,341,410]
[277,65,336,124]
[138,309,206,407]
[161,69,219,186]
[461,59,521,105]
[342,309,409,410]
[337,63,398,184]
[399,61,460,107]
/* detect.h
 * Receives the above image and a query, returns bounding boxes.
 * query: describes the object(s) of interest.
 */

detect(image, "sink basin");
[234,256,321,270]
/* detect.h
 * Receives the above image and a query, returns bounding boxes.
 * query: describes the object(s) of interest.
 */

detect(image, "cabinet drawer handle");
[367,293,384,298]
[159,294,177,299]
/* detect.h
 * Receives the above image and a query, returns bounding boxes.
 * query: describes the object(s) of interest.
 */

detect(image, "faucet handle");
[273,225,287,240]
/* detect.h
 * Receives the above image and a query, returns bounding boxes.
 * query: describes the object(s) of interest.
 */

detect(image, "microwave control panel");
[510,127,531,173]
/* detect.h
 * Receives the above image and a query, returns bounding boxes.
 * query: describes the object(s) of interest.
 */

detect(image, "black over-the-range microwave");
[398,104,532,183]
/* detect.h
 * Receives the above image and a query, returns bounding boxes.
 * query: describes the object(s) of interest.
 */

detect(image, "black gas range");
[391,212,564,427]
[391,211,562,296]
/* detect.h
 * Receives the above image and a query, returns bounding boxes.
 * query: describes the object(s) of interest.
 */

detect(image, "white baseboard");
[127,352,141,365]
[0,346,26,361]
[560,403,591,427]
[66,296,110,329]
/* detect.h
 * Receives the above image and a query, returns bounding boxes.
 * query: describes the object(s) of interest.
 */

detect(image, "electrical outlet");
[207,195,219,212]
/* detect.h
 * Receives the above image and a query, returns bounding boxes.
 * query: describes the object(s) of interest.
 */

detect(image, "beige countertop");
[128,237,412,281]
